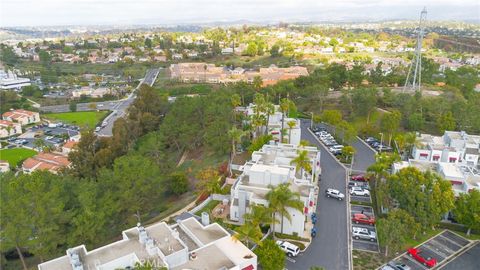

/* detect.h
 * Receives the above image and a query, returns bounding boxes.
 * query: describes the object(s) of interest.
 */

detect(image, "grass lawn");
[44,111,109,128]
[194,200,220,215]
[0,148,37,167]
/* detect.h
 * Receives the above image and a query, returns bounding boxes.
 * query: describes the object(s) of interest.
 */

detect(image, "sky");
[0,0,479,27]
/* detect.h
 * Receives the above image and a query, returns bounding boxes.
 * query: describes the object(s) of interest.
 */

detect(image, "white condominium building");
[230,143,321,235]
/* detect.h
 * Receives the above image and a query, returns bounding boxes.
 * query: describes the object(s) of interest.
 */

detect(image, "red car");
[407,247,437,268]
[351,174,368,182]
[352,213,375,225]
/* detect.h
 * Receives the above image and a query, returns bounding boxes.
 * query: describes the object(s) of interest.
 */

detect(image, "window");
[433,155,440,161]
[419,153,428,160]
[449,157,457,163]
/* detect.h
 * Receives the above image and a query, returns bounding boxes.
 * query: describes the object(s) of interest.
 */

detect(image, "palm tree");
[228,127,246,176]
[234,222,262,248]
[290,150,312,177]
[244,204,273,227]
[264,102,275,136]
[266,183,304,236]
[33,138,46,152]
[280,98,293,133]
[287,120,296,144]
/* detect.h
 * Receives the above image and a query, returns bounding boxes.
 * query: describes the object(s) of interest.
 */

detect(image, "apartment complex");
[412,131,480,166]
[239,103,301,145]
[0,120,22,138]
[2,109,41,126]
[169,63,308,86]
[22,152,71,174]
[230,143,321,235]
[38,217,257,270]
[393,131,480,195]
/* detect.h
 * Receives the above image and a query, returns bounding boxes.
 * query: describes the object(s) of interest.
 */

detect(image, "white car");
[352,226,376,242]
[329,145,344,152]
[276,240,300,257]
[326,188,345,200]
[350,187,370,196]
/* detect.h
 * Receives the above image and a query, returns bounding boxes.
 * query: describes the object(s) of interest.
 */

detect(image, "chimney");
[137,223,148,244]
[201,212,210,226]
[67,249,84,270]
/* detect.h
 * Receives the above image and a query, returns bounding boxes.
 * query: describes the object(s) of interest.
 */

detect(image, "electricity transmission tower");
[403,7,427,93]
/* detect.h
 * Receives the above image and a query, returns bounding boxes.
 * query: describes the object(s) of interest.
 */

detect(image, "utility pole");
[403,7,427,93]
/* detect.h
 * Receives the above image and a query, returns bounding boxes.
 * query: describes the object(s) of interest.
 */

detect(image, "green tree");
[0,171,68,264]
[228,127,246,171]
[351,88,377,123]
[290,150,312,176]
[244,204,273,227]
[244,42,258,56]
[270,44,281,57]
[266,183,304,235]
[168,172,189,196]
[380,110,402,146]
[0,45,19,66]
[196,167,221,195]
[69,100,77,112]
[234,222,262,248]
[280,98,295,139]
[453,189,480,236]
[248,134,272,153]
[407,112,424,131]
[388,167,455,230]
[377,209,420,256]
[342,145,356,163]
[253,76,263,90]
[437,111,456,133]
[255,239,285,270]
[320,110,342,126]
[144,38,152,48]
[287,120,297,144]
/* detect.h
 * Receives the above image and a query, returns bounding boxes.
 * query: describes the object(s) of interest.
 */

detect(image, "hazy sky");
[0,0,478,27]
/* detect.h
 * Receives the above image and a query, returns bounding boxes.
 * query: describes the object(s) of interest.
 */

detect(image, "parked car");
[352,213,375,225]
[325,188,345,200]
[329,145,344,152]
[95,126,101,132]
[365,137,378,143]
[351,174,368,182]
[407,248,437,268]
[276,240,300,257]
[385,262,411,270]
[350,187,370,196]
[349,181,370,190]
[352,226,376,242]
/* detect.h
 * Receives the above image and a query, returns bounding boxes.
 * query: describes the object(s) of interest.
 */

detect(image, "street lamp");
[310,112,314,130]
[379,132,384,153]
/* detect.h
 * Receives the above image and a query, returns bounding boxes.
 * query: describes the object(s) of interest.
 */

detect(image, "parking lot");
[3,124,80,150]
[349,172,372,204]
[350,205,380,252]
[383,230,471,270]
[440,241,480,270]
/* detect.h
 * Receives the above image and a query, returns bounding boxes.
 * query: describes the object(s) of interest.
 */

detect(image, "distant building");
[0,160,10,173]
[2,109,41,126]
[0,120,22,138]
[22,152,71,174]
[392,130,480,195]
[71,87,112,98]
[61,140,78,155]
[38,217,257,270]
[170,63,308,86]
[0,70,31,90]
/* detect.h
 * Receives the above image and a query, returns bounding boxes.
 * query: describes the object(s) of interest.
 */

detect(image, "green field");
[44,111,109,128]
[0,148,37,167]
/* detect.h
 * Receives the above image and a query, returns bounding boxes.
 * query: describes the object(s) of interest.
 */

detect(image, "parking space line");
[436,235,463,250]
[286,257,296,263]
[427,238,457,256]
[403,254,429,270]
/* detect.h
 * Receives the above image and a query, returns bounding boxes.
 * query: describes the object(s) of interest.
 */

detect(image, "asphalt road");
[96,68,160,136]
[441,241,480,270]
[351,139,377,172]
[287,119,350,270]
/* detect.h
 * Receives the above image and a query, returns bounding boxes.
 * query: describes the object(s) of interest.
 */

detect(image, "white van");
[276,240,300,257]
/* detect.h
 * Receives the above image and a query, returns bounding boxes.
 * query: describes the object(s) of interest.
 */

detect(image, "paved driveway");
[286,120,350,270]
[351,139,377,172]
